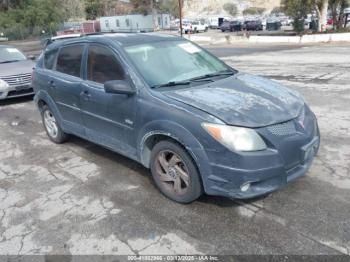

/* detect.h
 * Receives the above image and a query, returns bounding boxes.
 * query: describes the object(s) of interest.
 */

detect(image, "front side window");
[87,45,125,84]
[56,45,84,77]
[125,19,130,27]
[124,40,229,87]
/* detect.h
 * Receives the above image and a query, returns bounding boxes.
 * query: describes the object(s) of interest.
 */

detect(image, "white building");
[100,13,170,33]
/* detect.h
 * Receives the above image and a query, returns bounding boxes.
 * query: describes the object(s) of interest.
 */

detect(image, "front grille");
[267,120,296,136]
[0,73,31,86]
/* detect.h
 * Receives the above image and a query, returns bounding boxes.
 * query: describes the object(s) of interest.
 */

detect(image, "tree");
[282,0,312,32]
[85,0,104,20]
[282,0,331,32]
[314,0,329,31]
[243,7,266,16]
[157,0,183,18]
[130,0,152,15]
[60,0,85,20]
[0,0,64,39]
[223,3,238,17]
[271,6,282,15]
[329,0,350,29]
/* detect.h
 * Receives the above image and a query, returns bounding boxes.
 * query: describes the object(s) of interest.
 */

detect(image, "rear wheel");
[41,105,69,143]
[150,140,202,203]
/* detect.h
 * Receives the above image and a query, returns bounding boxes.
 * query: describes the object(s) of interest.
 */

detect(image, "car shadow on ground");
[0,95,34,106]
[67,135,150,178]
[67,135,267,207]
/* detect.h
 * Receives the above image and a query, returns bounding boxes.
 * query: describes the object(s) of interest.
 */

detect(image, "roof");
[51,34,82,40]
[87,33,181,46]
[46,32,183,49]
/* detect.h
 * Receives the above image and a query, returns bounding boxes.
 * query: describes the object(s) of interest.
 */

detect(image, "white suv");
[180,20,208,34]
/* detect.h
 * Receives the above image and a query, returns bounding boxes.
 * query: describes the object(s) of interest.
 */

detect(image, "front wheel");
[150,140,202,203]
[41,105,69,143]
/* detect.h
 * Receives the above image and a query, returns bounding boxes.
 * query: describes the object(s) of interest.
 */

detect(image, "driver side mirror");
[104,80,136,95]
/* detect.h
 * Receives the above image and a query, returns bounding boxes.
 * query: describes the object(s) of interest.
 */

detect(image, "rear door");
[80,44,137,157]
[50,44,85,136]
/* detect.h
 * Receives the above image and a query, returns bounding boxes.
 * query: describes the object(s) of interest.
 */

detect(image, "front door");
[80,44,137,157]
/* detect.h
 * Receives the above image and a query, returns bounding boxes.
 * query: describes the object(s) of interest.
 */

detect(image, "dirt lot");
[0,43,349,256]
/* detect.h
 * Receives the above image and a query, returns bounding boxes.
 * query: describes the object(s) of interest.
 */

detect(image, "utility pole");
[179,0,183,37]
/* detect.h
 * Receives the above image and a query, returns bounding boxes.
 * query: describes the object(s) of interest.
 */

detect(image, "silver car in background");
[0,45,35,100]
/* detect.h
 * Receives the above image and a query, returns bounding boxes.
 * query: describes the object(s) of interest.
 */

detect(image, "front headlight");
[0,79,9,91]
[202,123,267,152]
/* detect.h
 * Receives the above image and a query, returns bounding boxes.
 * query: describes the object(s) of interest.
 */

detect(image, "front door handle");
[80,90,91,100]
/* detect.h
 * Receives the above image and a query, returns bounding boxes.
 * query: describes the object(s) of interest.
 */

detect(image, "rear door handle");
[80,90,91,100]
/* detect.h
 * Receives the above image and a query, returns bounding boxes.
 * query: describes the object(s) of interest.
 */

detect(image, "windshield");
[124,40,231,87]
[0,47,27,63]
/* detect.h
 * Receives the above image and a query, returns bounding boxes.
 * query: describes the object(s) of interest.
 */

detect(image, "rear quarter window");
[44,49,58,70]
[56,45,84,78]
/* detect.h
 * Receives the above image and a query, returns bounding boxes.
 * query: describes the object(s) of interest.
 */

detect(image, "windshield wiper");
[151,77,216,89]
[0,60,20,64]
[151,70,236,89]
[189,70,235,82]
[151,81,191,89]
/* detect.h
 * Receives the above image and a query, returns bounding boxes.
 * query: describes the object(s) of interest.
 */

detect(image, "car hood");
[0,60,35,77]
[163,73,304,128]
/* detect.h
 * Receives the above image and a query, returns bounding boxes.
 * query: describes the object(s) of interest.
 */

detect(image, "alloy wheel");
[43,110,58,138]
[154,150,190,195]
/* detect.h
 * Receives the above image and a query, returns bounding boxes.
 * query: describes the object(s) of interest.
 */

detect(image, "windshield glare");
[0,47,27,63]
[124,41,230,87]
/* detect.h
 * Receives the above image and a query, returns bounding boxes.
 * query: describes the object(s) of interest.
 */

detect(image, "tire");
[41,105,69,144]
[150,140,203,204]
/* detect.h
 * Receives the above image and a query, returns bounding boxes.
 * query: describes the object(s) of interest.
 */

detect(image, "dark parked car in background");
[243,20,264,31]
[0,45,35,100]
[32,34,320,203]
[220,21,242,32]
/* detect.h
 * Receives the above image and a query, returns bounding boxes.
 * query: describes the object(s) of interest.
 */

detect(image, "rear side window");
[87,45,125,84]
[56,45,84,78]
[44,49,58,70]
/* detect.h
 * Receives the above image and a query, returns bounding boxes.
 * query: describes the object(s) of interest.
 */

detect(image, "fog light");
[240,183,251,192]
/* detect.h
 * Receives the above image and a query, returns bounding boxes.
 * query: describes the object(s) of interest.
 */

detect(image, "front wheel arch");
[140,133,197,169]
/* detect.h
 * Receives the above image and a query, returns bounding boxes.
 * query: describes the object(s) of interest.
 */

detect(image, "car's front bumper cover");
[199,107,320,199]
[0,84,34,100]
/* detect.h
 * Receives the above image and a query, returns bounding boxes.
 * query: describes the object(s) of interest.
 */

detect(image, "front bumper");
[200,108,320,199]
[0,84,34,100]
[205,136,319,199]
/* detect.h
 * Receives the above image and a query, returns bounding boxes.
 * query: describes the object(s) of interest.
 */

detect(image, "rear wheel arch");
[35,91,64,129]
[37,99,47,112]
